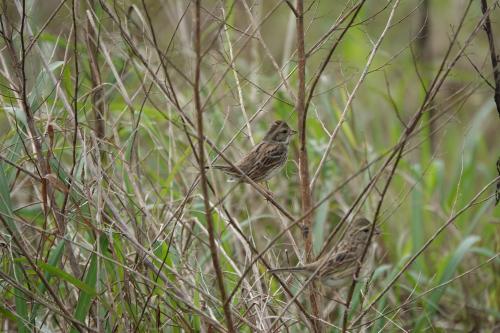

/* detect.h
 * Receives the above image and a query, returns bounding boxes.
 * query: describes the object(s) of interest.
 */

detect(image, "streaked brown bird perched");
[210,120,296,182]
[269,218,380,288]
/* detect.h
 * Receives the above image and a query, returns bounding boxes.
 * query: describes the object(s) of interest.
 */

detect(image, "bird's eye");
[362,228,369,233]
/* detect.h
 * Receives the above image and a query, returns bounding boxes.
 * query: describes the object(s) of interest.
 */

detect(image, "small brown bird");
[210,121,296,182]
[269,218,380,288]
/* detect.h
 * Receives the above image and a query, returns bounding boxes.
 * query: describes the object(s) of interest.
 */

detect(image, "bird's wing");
[210,145,264,178]
[235,144,262,173]
[330,251,357,265]
[241,143,287,179]
[324,251,359,279]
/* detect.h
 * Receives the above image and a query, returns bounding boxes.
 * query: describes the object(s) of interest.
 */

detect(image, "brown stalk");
[295,0,313,256]
[480,0,500,118]
[16,1,49,216]
[294,0,320,331]
[193,1,235,331]
[85,1,106,152]
[61,0,80,218]
[98,195,240,330]
[0,154,40,181]
[2,0,66,236]
[7,0,85,283]
[295,0,312,253]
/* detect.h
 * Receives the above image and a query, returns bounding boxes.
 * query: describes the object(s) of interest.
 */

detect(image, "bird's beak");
[291,129,298,135]
[374,226,381,235]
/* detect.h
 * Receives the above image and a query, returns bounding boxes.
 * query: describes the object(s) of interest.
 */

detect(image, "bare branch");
[193,1,235,331]
[480,0,500,118]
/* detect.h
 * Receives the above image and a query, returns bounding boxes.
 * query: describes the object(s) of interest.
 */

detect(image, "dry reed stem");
[193,1,235,331]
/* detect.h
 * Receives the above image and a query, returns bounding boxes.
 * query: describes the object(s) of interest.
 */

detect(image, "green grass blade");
[13,263,30,333]
[0,162,30,333]
[0,162,18,236]
[30,240,66,323]
[37,260,97,296]
[0,303,18,321]
[70,253,98,333]
[415,235,480,330]
[429,235,480,309]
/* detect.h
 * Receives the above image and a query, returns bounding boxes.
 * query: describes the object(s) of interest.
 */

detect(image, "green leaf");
[0,163,15,232]
[415,236,480,330]
[0,163,29,333]
[70,253,98,333]
[13,263,30,333]
[28,61,64,110]
[430,236,480,308]
[410,164,425,272]
[0,304,17,321]
[163,146,192,195]
[37,260,97,297]
[31,240,66,323]
[3,106,28,128]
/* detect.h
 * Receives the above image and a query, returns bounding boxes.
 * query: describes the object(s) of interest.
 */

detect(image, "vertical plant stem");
[295,0,313,260]
[16,0,50,218]
[417,0,437,153]
[85,4,106,156]
[295,0,320,330]
[193,1,235,331]
[222,6,254,145]
[61,0,79,216]
[480,0,500,118]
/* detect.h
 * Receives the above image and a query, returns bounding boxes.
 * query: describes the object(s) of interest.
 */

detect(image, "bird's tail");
[205,165,231,171]
[268,267,306,274]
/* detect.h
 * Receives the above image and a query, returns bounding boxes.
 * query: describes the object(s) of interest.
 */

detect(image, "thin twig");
[284,0,298,17]
[310,0,397,191]
[193,1,235,331]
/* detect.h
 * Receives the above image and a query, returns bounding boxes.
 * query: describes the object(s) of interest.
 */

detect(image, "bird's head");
[263,121,297,144]
[350,218,380,243]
